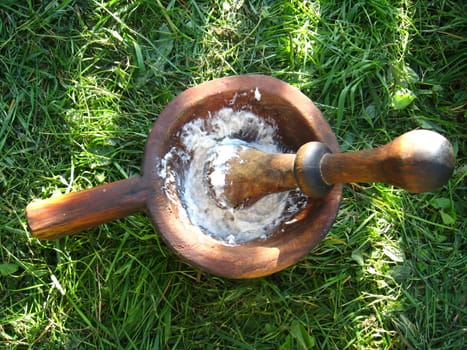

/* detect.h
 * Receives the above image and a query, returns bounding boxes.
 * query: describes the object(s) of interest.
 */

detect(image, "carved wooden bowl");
[145,75,343,278]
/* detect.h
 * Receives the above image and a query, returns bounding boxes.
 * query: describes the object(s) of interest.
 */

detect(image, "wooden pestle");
[206,130,455,208]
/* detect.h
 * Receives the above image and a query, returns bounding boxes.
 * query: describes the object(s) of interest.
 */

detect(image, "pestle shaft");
[208,130,455,208]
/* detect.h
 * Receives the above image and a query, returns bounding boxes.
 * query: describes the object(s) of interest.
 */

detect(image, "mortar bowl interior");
[143,75,343,278]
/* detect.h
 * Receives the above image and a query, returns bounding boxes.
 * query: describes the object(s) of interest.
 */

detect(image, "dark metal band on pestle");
[294,142,334,198]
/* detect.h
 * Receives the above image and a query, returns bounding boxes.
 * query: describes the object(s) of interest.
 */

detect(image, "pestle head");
[204,143,246,209]
[204,144,298,208]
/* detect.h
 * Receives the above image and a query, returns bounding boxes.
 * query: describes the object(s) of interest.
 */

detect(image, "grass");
[1,0,465,348]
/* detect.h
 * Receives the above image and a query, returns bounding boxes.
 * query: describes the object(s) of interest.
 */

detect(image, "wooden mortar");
[25,75,454,279]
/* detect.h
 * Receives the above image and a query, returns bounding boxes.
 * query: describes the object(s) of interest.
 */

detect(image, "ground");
[1,1,465,349]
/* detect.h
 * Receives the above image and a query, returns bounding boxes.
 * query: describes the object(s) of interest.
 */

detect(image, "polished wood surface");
[26,176,149,240]
[213,130,455,208]
[321,129,455,192]
[143,75,342,278]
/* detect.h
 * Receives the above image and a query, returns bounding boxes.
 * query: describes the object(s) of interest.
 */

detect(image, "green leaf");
[430,197,452,210]
[133,41,146,73]
[391,87,416,110]
[279,335,293,350]
[290,320,316,349]
[351,250,365,266]
[440,211,455,225]
[435,234,448,243]
[383,245,405,263]
[363,104,377,127]
[0,263,19,276]
[429,198,456,225]
[402,65,420,84]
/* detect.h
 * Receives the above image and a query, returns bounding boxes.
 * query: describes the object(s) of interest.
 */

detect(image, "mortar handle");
[26,176,149,240]
[297,129,455,197]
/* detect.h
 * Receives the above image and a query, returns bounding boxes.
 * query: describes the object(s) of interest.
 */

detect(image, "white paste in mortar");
[158,108,307,245]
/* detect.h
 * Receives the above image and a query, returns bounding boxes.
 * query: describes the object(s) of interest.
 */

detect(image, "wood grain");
[26,176,149,240]
[213,130,455,207]
[321,130,455,192]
